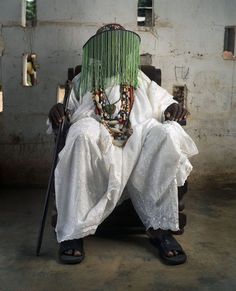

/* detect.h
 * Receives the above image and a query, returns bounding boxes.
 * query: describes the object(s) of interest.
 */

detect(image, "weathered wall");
[0,0,235,186]
[152,0,236,185]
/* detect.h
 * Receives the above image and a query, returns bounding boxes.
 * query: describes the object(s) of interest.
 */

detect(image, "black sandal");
[149,230,187,265]
[58,239,85,264]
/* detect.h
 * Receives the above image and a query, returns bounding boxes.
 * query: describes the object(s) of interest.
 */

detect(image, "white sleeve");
[138,70,177,122]
[148,81,177,122]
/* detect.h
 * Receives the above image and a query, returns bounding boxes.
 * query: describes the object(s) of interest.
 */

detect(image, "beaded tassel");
[79,30,140,99]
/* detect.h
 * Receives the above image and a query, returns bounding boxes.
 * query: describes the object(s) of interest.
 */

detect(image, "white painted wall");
[152,0,236,184]
[0,0,235,185]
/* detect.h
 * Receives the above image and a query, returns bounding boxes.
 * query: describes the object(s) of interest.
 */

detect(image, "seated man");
[48,24,198,265]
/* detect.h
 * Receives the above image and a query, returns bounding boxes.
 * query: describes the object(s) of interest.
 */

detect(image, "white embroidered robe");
[51,71,198,243]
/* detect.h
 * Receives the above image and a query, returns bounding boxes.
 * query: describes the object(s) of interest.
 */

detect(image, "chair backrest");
[68,65,162,86]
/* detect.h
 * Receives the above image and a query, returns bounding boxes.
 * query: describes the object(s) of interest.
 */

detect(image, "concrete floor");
[0,182,236,291]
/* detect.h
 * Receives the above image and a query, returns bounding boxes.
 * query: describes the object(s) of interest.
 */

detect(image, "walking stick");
[36,69,74,256]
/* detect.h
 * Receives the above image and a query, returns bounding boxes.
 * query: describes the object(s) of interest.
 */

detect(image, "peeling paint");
[174,66,190,81]
[140,53,152,65]
[155,19,173,28]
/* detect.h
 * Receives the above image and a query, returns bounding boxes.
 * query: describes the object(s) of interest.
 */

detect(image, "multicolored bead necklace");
[92,85,134,147]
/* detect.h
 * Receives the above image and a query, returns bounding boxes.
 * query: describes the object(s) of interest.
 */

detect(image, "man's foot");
[147,228,187,265]
[58,238,85,264]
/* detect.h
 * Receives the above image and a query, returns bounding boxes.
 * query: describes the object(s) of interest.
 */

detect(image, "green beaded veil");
[79,24,141,98]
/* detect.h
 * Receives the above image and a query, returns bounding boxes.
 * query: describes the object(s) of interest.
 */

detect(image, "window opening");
[22,0,37,27]
[173,85,187,125]
[223,26,236,60]
[22,53,37,86]
[173,85,187,107]
[57,85,65,103]
[137,0,153,27]
[26,0,37,26]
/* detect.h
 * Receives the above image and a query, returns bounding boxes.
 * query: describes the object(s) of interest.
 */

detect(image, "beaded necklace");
[92,85,134,147]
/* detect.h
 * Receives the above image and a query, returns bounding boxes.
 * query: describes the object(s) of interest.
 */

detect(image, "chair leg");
[172,181,188,235]
[178,181,188,211]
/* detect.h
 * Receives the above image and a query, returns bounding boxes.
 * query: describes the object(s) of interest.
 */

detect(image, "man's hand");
[48,103,65,126]
[164,103,189,122]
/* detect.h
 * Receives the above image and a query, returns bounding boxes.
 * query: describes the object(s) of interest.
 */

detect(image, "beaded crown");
[79,24,141,97]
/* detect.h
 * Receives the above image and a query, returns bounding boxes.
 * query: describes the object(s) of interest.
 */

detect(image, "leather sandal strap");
[59,239,83,255]
[159,232,183,254]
